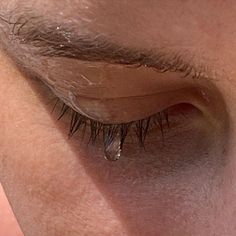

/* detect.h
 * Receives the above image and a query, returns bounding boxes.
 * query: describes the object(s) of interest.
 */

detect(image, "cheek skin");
[0,184,23,236]
[0,54,125,235]
[0,50,234,236]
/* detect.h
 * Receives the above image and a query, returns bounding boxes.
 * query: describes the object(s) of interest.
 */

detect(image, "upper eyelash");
[52,98,170,149]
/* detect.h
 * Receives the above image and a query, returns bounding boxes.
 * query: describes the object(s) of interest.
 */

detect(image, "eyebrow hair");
[2,14,208,79]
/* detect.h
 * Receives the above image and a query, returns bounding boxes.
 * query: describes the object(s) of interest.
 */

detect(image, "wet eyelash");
[52,98,170,160]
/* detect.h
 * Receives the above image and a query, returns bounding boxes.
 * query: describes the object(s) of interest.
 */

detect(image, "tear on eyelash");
[52,99,170,160]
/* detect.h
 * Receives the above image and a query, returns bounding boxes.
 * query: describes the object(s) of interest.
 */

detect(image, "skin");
[0,0,236,235]
[0,185,23,236]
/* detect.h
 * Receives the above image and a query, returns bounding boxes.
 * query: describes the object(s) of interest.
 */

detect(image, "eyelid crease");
[67,87,195,100]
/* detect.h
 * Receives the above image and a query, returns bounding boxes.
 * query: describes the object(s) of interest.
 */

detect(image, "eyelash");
[52,98,170,160]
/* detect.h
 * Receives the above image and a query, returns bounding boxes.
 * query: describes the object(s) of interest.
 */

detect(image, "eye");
[40,61,225,163]
[52,99,201,161]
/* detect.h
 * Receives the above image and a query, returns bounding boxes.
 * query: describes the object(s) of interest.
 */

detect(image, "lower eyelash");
[52,98,170,160]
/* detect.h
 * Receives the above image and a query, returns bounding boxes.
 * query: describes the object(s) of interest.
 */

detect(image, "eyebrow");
[3,14,208,79]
